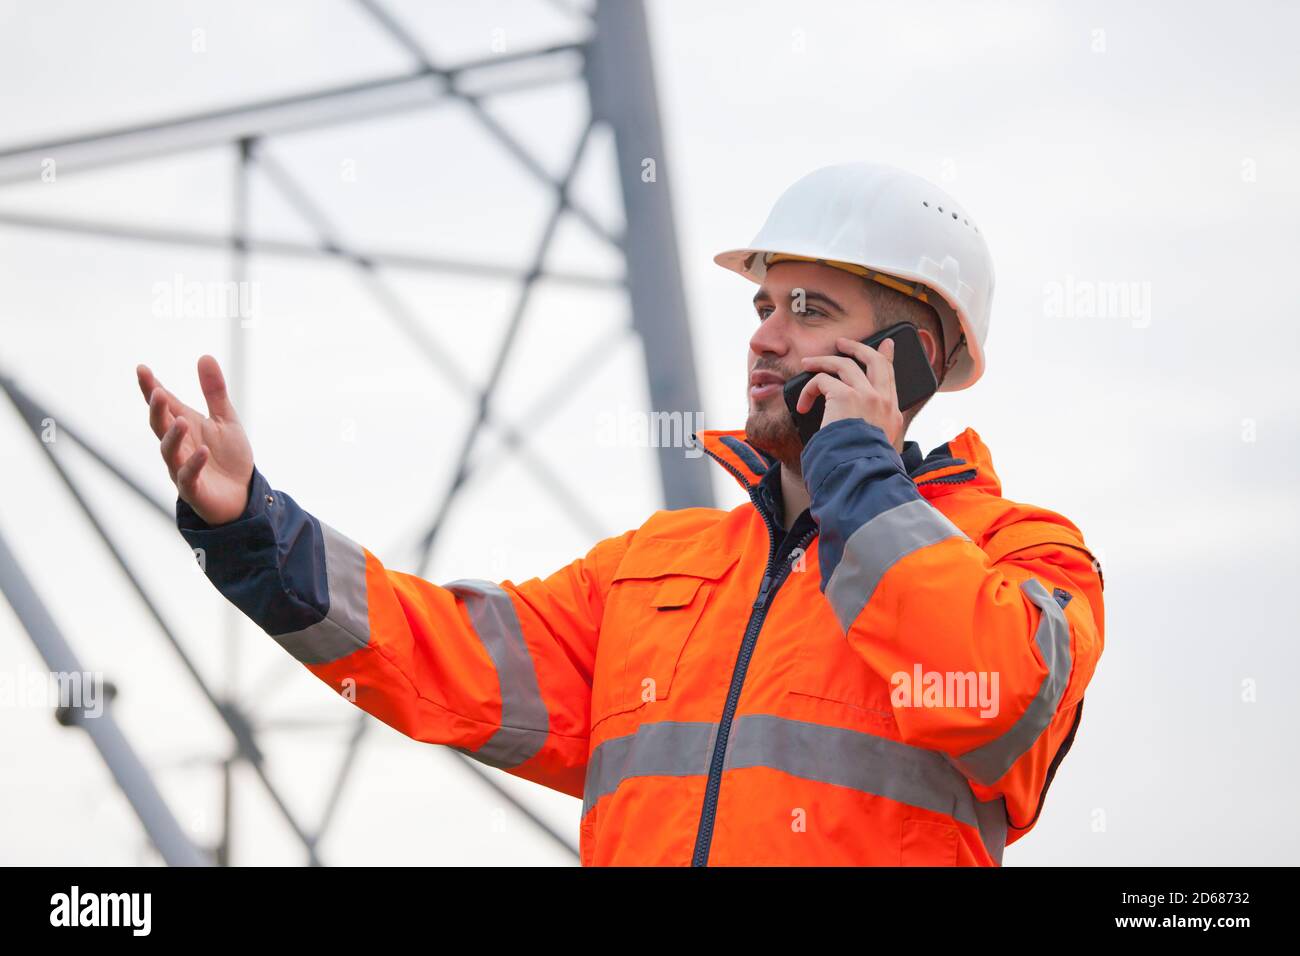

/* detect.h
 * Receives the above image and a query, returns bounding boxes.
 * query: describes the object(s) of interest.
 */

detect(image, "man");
[137,162,1104,866]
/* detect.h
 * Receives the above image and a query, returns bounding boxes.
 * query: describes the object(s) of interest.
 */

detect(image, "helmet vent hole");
[922,200,929,207]
[951,212,958,219]
[937,206,944,213]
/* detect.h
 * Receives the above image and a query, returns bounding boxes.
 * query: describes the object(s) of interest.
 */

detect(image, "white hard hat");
[714,162,995,392]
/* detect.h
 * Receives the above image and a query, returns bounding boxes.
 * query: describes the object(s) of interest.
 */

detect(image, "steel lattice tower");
[0,0,711,865]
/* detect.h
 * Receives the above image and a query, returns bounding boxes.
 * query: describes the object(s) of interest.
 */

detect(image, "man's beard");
[745,398,803,477]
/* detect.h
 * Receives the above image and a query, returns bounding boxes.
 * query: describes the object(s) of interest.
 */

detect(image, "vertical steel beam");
[587,0,715,509]
[0,528,212,867]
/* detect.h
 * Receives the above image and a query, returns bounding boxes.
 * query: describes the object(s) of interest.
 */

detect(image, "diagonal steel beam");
[416,119,595,575]
[0,42,587,186]
[354,0,621,250]
[0,373,325,864]
[312,713,370,847]
[0,527,213,867]
[453,752,580,859]
[250,143,611,552]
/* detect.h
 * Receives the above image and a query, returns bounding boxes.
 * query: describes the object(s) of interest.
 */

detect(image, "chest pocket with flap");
[593,537,740,726]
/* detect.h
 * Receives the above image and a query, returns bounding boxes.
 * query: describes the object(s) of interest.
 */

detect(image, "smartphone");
[782,321,938,446]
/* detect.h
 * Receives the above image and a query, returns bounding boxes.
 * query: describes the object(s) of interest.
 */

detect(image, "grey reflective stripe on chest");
[725,713,1006,864]
[582,721,718,817]
[442,578,549,769]
[582,714,1006,864]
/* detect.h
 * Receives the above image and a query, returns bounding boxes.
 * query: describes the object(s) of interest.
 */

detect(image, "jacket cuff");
[800,417,906,498]
[174,466,333,636]
[175,468,283,600]
[800,418,924,597]
[176,466,270,533]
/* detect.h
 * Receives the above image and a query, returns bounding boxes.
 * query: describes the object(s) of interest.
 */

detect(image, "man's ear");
[916,326,942,376]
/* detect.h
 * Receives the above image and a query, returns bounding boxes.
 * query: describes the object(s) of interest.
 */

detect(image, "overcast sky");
[1,0,1297,865]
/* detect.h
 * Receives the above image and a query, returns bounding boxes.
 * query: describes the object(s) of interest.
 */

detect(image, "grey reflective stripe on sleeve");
[582,721,717,817]
[443,578,549,770]
[948,578,1074,787]
[826,498,968,631]
[582,715,1006,864]
[273,523,371,665]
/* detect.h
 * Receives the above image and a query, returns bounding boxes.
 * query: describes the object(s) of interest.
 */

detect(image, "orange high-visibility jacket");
[177,418,1104,865]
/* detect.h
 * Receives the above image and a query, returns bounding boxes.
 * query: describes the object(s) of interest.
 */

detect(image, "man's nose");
[748,307,792,358]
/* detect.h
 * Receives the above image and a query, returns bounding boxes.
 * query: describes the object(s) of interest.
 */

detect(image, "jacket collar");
[693,425,1002,500]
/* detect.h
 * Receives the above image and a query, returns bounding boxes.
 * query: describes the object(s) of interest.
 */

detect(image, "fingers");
[139,362,209,439]
[176,444,209,499]
[800,352,869,390]
[159,416,190,474]
[880,337,897,391]
[796,372,850,414]
[138,367,189,417]
[196,354,237,422]
[148,387,176,440]
[140,360,218,500]
[136,365,158,405]
[836,336,896,396]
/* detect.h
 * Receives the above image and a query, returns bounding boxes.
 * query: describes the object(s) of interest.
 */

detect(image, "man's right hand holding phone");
[795,335,905,451]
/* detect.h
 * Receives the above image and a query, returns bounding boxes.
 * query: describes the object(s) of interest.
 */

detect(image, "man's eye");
[755,305,823,320]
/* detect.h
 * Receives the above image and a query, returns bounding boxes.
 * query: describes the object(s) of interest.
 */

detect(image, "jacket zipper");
[691,446,815,865]
[689,438,968,864]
